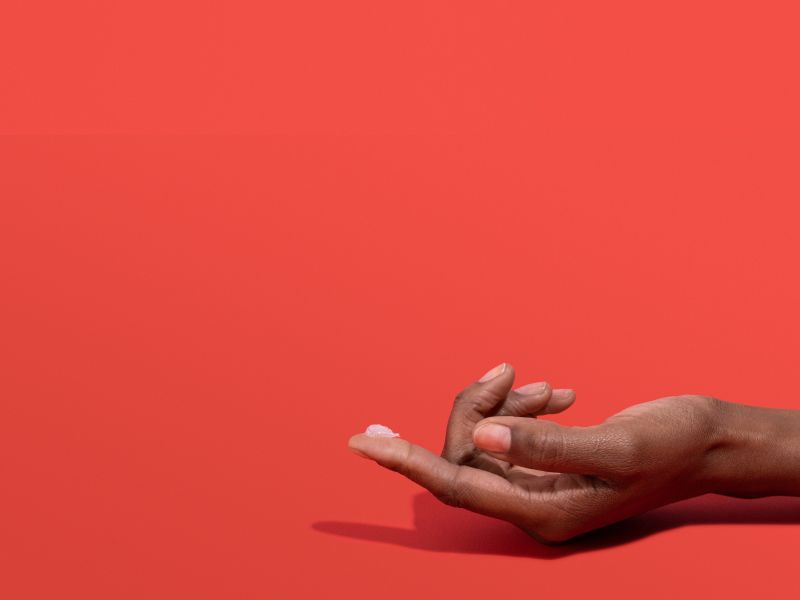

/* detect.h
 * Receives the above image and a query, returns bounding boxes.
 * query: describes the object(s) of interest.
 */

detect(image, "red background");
[2,2,800,598]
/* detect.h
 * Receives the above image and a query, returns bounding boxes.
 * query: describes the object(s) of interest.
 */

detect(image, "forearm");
[704,399,800,498]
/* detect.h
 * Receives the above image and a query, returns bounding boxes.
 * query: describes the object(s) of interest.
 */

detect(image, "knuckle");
[605,428,645,478]
[435,468,469,509]
[454,389,470,405]
[454,383,503,413]
[453,388,472,408]
[525,425,567,467]
[614,427,644,461]
[394,441,416,479]
[453,386,481,411]
[497,396,524,418]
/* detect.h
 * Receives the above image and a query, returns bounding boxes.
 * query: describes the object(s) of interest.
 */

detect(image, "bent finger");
[441,362,516,465]
[495,382,552,417]
[497,384,577,417]
[542,388,577,415]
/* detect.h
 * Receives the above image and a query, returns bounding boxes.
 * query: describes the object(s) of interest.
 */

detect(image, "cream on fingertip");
[364,424,400,438]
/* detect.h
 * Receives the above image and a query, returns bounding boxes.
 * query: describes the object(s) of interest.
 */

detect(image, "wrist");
[703,399,800,497]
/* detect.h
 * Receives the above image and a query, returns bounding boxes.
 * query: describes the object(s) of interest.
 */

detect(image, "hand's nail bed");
[474,423,511,452]
[479,363,507,382]
[515,382,549,395]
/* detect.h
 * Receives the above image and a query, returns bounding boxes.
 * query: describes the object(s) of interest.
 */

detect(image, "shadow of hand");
[313,492,800,558]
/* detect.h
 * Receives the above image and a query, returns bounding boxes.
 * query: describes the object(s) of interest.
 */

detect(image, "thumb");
[472,416,636,478]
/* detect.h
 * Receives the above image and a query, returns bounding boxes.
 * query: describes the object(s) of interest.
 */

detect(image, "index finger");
[349,433,554,527]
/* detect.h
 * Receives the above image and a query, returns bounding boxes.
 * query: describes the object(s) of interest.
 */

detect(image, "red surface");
[2,2,800,599]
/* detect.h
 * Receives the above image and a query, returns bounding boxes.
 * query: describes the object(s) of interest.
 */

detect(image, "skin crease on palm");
[349,363,800,543]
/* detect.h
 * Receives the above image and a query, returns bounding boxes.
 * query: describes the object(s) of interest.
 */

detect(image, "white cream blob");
[365,424,400,438]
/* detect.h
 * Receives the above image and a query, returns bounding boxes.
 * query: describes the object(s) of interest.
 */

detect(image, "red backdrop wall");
[2,2,799,598]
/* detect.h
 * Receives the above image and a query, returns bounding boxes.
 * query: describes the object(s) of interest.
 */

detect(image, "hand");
[439,363,578,480]
[348,363,797,543]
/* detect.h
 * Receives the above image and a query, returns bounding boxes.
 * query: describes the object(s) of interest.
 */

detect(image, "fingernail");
[473,423,511,453]
[479,363,507,382]
[515,382,549,395]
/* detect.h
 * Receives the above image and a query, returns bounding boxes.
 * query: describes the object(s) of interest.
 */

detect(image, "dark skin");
[349,363,800,543]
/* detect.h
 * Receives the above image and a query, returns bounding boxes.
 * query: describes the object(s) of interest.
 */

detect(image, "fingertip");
[477,362,515,384]
[513,381,551,397]
[545,389,577,414]
[348,432,410,467]
[559,388,577,401]
[473,421,511,453]
[472,415,513,441]
[348,434,370,459]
